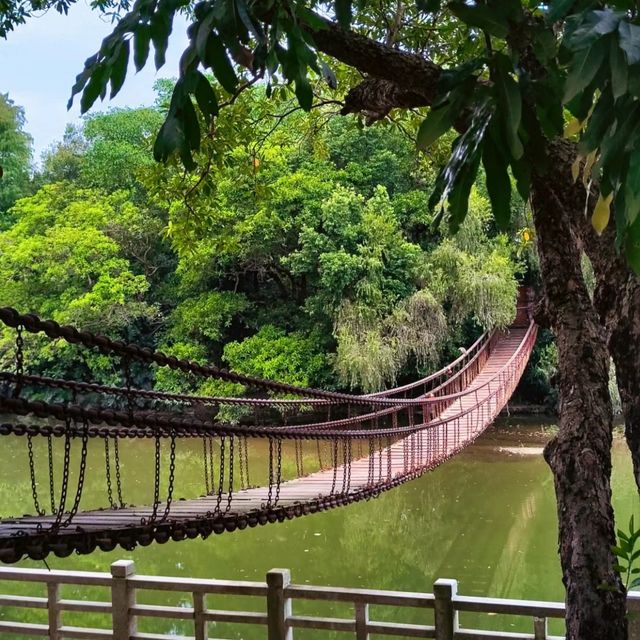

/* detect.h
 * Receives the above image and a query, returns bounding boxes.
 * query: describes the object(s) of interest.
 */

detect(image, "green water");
[0,419,638,637]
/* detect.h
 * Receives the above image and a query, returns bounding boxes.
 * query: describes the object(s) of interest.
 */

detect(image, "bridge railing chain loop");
[12,324,24,399]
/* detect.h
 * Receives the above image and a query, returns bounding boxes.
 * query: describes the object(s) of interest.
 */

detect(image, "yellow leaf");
[592,192,614,235]
[571,155,582,183]
[582,150,598,188]
[564,118,583,138]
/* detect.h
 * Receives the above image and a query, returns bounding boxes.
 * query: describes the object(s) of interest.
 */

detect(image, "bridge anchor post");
[267,568,293,640]
[434,578,458,640]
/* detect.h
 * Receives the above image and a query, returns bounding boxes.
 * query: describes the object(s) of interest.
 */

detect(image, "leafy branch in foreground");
[613,515,640,591]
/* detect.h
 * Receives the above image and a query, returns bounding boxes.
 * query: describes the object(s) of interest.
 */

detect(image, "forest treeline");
[0,87,555,408]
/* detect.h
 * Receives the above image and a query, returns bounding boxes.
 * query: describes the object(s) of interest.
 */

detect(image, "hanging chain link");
[226,436,234,513]
[148,428,162,523]
[53,418,88,530]
[274,438,282,506]
[203,436,211,495]
[52,419,72,529]
[47,435,55,513]
[243,436,250,488]
[13,325,24,398]
[267,437,274,507]
[104,438,116,509]
[215,436,226,515]
[122,356,134,420]
[330,440,339,495]
[113,437,124,507]
[27,435,44,516]
[160,430,176,521]
[238,434,246,490]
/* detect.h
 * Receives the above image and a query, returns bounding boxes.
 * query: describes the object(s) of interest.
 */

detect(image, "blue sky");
[2,1,188,161]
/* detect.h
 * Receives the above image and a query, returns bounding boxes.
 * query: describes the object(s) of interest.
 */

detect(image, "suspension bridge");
[0,289,536,564]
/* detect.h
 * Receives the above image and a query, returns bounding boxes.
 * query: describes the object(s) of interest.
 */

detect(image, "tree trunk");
[542,138,640,495]
[531,172,627,639]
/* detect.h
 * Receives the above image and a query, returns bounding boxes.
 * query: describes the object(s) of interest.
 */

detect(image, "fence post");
[111,560,137,640]
[267,568,292,640]
[533,616,547,640]
[628,592,640,640]
[47,583,61,640]
[434,578,458,640]
[355,601,369,640]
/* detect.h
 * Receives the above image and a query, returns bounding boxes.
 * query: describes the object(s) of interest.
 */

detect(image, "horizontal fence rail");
[1,562,640,640]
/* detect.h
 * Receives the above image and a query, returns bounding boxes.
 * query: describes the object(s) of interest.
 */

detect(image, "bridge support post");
[267,568,293,640]
[111,560,137,640]
[434,578,458,640]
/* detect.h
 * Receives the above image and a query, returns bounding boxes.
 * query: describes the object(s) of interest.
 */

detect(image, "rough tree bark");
[531,172,627,639]
[544,139,640,495]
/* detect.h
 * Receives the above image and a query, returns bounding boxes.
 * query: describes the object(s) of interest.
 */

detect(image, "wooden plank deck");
[0,328,528,540]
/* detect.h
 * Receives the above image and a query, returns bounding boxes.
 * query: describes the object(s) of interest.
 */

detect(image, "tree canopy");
[0,93,31,223]
[0,92,522,397]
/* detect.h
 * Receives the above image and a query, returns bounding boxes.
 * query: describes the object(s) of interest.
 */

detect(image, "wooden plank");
[367,621,436,638]
[452,596,565,619]
[286,584,435,608]
[58,627,113,640]
[0,594,48,608]
[0,621,49,636]
[130,575,267,596]
[288,614,355,632]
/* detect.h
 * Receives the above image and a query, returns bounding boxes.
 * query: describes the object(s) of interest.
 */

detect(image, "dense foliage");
[0,93,31,223]
[0,89,523,398]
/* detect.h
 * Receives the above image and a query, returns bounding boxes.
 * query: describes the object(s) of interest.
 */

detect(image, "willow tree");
[5,0,640,635]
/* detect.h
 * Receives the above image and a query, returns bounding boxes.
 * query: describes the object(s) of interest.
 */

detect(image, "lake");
[0,418,637,637]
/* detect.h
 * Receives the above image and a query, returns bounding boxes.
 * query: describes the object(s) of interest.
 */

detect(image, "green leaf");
[567,10,624,50]
[429,96,494,229]
[533,29,558,63]
[625,148,640,226]
[335,0,352,29]
[449,1,508,38]
[578,88,613,155]
[610,36,628,99]
[204,33,238,93]
[494,54,523,160]
[546,0,576,23]
[448,148,482,232]
[134,25,151,72]
[619,21,640,65]
[563,37,607,103]
[417,104,454,150]
[630,576,640,589]
[417,0,440,11]
[182,96,201,151]
[482,133,511,230]
[193,71,219,122]
[510,155,531,200]
[109,40,130,99]
[235,0,265,44]
[612,545,629,559]
[320,60,337,89]
[438,58,487,94]
[80,63,108,114]
[195,10,216,62]
[295,74,313,111]
[150,9,172,70]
